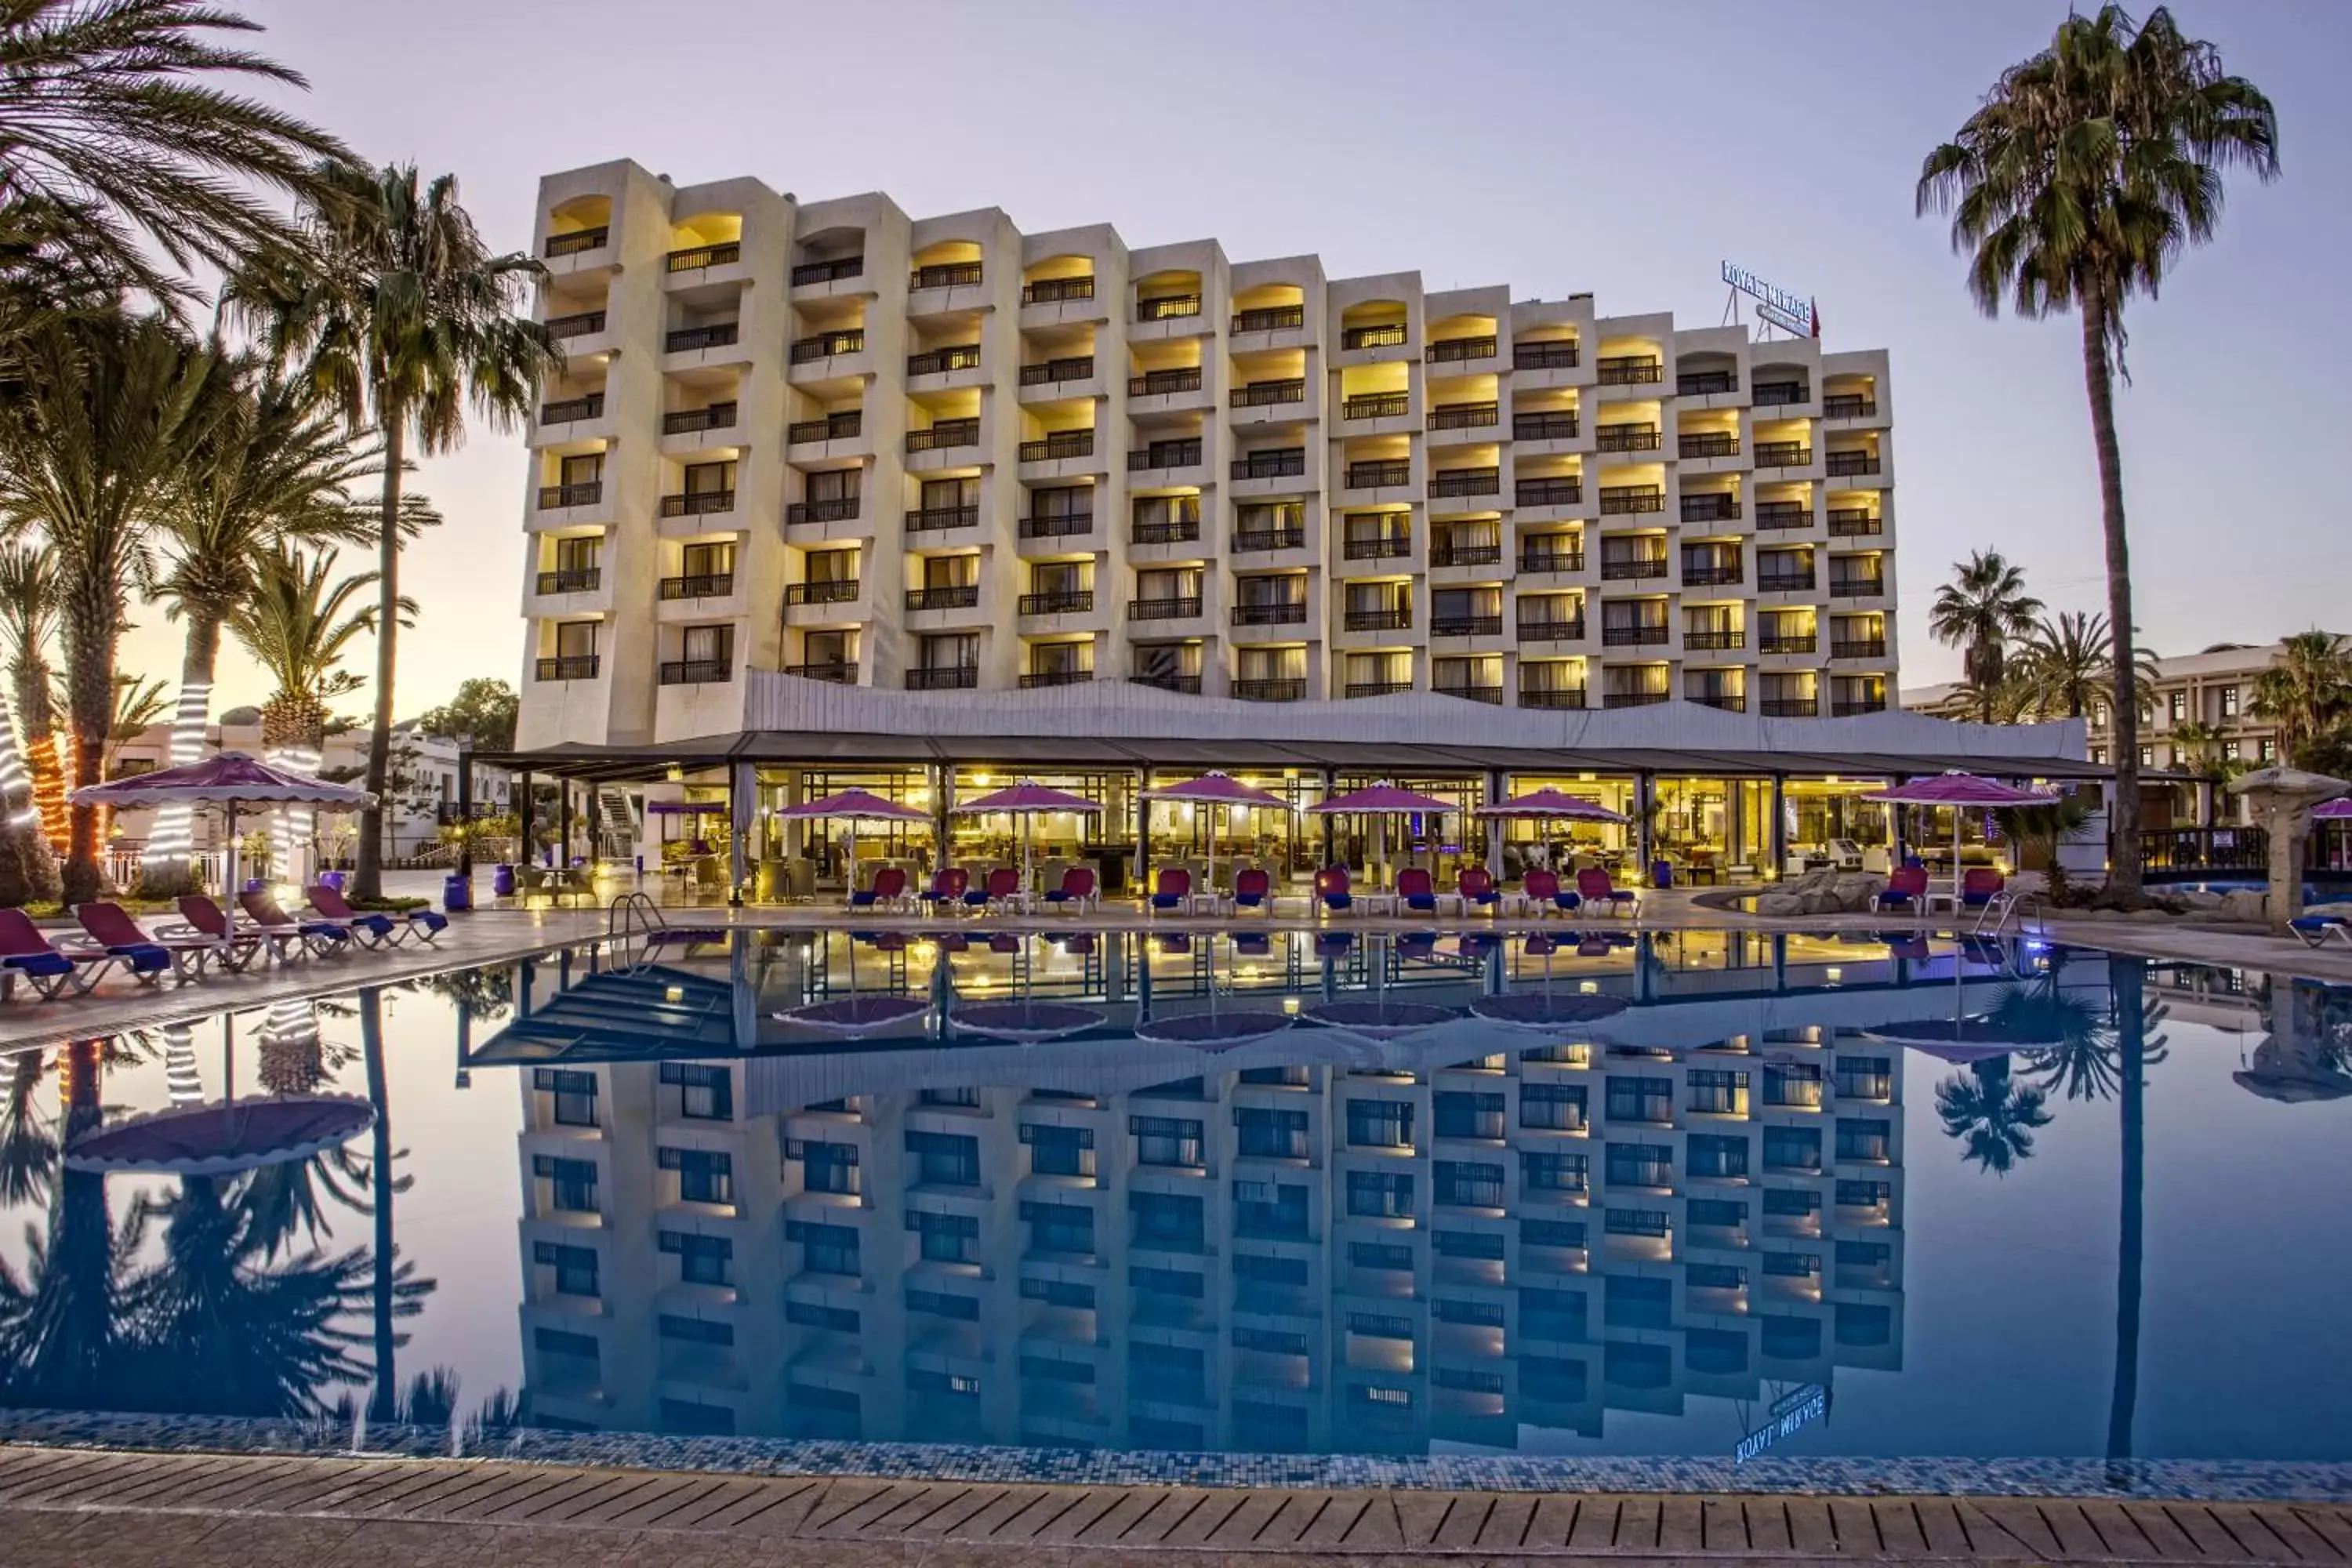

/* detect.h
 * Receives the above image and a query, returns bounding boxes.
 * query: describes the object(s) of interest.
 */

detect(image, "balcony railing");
[659,490,735,517]
[1020,667,1094,688]
[659,659,735,686]
[908,343,982,376]
[1428,541,1502,568]
[535,655,599,681]
[1018,430,1094,463]
[1519,547,1585,574]
[903,504,976,532]
[1827,450,1882,476]
[792,256,863,285]
[1830,575,1886,598]
[1512,411,1578,441]
[537,481,602,509]
[906,665,978,691]
[662,572,739,601]
[1679,431,1740,459]
[1232,524,1307,552]
[1232,378,1306,408]
[1137,293,1202,321]
[1596,355,1663,385]
[1682,562,1744,586]
[1130,671,1202,695]
[1342,391,1410,420]
[906,585,979,613]
[1428,468,1501,499]
[1345,459,1411,489]
[1599,556,1668,580]
[1436,683,1504,704]
[1432,614,1504,637]
[1681,494,1741,523]
[1599,485,1665,515]
[1677,370,1737,396]
[1831,695,1888,716]
[1513,340,1580,370]
[1761,697,1820,717]
[787,412,862,444]
[1428,334,1498,363]
[910,261,984,290]
[1827,509,1883,536]
[666,241,740,272]
[1129,366,1203,397]
[539,393,604,424]
[1130,596,1204,621]
[1344,607,1412,632]
[1682,629,1746,651]
[1346,680,1413,699]
[1233,677,1305,702]
[1020,354,1095,387]
[1023,275,1095,304]
[1596,423,1662,452]
[1231,448,1306,481]
[1341,322,1408,350]
[544,310,607,339]
[1232,304,1306,333]
[664,401,739,435]
[1019,590,1094,616]
[1759,570,1817,593]
[1603,689,1671,709]
[1751,380,1809,406]
[1754,441,1813,468]
[784,579,858,607]
[1755,502,1813,530]
[1689,691,1747,712]
[1428,401,1500,430]
[906,419,981,452]
[789,328,865,362]
[1233,602,1308,626]
[1127,512,1199,544]
[1517,617,1586,642]
[789,496,861,524]
[782,661,855,684]
[1342,534,1410,561]
[1130,439,1203,470]
[1515,477,1583,509]
[544,227,608,257]
[1833,638,1889,659]
[1759,633,1818,655]
[1602,624,1671,646]
[1520,685,1587,709]
[665,322,739,354]
[1019,512,1094,539]
[534,568,600,595]
[1824,394,1878,418]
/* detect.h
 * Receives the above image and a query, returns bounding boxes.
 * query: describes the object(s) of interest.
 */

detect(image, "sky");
[138,0,2348,716]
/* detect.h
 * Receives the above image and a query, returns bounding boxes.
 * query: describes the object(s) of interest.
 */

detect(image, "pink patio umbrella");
[1862,770,2056,905]
[1308,781,1459,887]
[952,780,1105,895]
[2312,797,2352,819]
[1475,786,1632,876]
[1143,771,1292,898]
[779,787,931,890]
[73,751,376,947]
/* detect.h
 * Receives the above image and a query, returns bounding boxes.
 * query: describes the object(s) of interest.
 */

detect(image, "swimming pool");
[1,927,2345,1481]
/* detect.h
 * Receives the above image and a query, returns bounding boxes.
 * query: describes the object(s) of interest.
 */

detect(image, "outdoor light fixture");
[665,984,684,1003]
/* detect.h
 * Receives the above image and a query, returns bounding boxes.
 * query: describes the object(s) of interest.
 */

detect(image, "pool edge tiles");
[2,1411,2347,1503]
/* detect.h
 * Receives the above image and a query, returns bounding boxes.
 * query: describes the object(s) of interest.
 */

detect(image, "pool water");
[1,927,2346,1468]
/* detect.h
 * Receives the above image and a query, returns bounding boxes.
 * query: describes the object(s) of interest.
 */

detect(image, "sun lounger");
[1396,868,1438,914]
[0,908,140,999]
[1457,866,1501,914]
[70,901,213,982]
[310,884,448,947]
[849,866,908,913]
[1522,869,1581,916]
[1576,868,1639,917]
[1147,867,1192,917]
[1230,867,1272,916]
[2291,914,2350,949]
[1041,866,1097,913]
[239,890,353,958]
[1316,866,1355,916]
[918,868,968,914]
[1873,865,1929,914]
[160,895,267,971]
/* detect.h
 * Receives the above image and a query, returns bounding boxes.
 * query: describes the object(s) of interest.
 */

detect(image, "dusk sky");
[153,0,2345,715]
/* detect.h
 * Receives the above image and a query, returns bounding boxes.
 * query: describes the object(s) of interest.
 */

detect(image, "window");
[2259,737,2278,762]
[906,1129,981,1186]
[1687,1197,1746,1229]
[1232,1179,1310,1237]
[659,1314,732,1346]
[1765,1186,1823,1218]
[2169,691,2187,721]
[1131,1115,1205,1168]
[1022,1276,1096,1308]
[1436,1367,1505,1394]
[1835,1056,1892,1099]
[1835,1117,1892,1163]
[1022,1122,1095,1178]
[1019,1200,1095,1254]
[659,1146,734,1205]
[1236,1105,1310,1158]
[1346,1170,1415,1218]
[1020,1354,1094,1385]
[659,1399,734,1436]
[1522,1354,1587,1400]
[1352,1240,1414,1270]
[1604,1207,1670,1237]
[1432,1297,1505,1327]
[683,539,737,579]
[1686,1069,1748,1114]
[553,534,600,572]
[1348,1311,1416,1341]
[1346,1098,1414,1149]
[1130,1190,1204,1250]
[908,1369,980,1400]
[1233,1326,1309,1355]
[1433,1229,1506,1260]
[786,1219,858,1276]
[1686,1262,1747,1290]
[532,1153,597,1214]
[1605,1076,1673,1123]
[1764,1126,1823,1171]
[1762,1250,1820,1276]
[2220,685,2240,717]
[1836,1178,1891,1210]
[680,622,733,670]
[1433,1091,1505,1140]
[1765,1062,1823,1108]
[792,1138,860,1195]
[1686,1134,1748,1179]
[534,1067,597,1127]
[1836,1239,1893,1270]
[906,1208,980,1262]
[659,1229,732,1287]
[659,1062,733,1120]
[1521,1151,1588,1192]
[533,1240,598,1298]
[786,1299,859,1332]
[1519,1082,1587,1131]
[918,474,971,510]
[905,1290,977,1323]
[1434,1160,1504,1208]
[1129,1264,1203,1299]
[1520,1218,1586,1249]
[2139,746,2154,768]
[1605,1142,1672,1186]
[1235,1251,1309,1286]
[1520,1287,1588,1338]
[2221,739,2243,761]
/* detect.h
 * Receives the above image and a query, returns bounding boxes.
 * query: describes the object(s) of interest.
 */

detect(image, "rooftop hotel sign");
[1722,260,1820,339]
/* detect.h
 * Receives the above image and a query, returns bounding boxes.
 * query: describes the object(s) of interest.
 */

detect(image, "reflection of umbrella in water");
[1134,931,1292,1048]
[775,929,931,1036]
[1472,931,1635,1032]
[951,931,1107,1042]
[1304,934,1457,1039]
[2234,1036,2352,1102]
[64,1018,372,1178]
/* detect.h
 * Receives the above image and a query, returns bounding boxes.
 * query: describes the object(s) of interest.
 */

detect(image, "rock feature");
[2223,767,2350,936]
[1752,867,1887,917]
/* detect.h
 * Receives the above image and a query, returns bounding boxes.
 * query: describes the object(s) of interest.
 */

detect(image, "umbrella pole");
[1952,808,1963,910]
[223,803,238,949]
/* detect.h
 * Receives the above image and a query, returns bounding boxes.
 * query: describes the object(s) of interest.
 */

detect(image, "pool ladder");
[607,891,663,974]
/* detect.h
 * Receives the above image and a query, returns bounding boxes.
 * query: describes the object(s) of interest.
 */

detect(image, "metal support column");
[1769,775,1786,877]
[1890,774,1909,863]
[1320,766,1338,868]
[728,760,753,907]
[1134,764,1152,896]
[555,780,572,868]
[516,771,533,873]
[456,745,475,880]
[1485,768,1506,873]
[1635,771,1654,883]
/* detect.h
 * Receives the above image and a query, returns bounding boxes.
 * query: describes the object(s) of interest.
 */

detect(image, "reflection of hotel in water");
[505,933,1917,1451]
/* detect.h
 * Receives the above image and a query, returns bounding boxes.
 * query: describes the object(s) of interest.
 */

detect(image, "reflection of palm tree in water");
[1934,1054,2053,1175]
[2109,953,2148,1461]
[0,1048,57,1209]
[361,987,401,1422]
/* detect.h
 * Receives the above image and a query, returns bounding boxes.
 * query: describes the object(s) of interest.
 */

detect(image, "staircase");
[593,783,639,859]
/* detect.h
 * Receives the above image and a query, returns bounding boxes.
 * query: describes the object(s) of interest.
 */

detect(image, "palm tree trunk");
[2107,953,2145,1460]
[354,419,404,902]
[0,686,56,906]
[140,612,221,896]
[57,577,118,903]
[361,985,397,1422]
[2084,285,2142,898]
[12,655,67,855]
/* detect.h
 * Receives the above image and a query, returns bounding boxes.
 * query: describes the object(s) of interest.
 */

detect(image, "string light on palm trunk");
[143,679,212,867]
[0,691,34,826]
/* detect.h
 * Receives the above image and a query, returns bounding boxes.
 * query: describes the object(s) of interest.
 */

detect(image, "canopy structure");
[1144,771,1293,897]
[951,780,1105,894]
[1864,770,2056,903]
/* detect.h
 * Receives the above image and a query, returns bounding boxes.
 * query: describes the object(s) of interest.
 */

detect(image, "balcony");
[910,261,984,291]
[1829,575,1886,599]
[907,419,981,452]
[906,585,979,613]
[1019,667,1094,688]
[906,665,978,690]
[1682,629,1746,651]
[1018,430,1094,463]
[1130,367,1203,397]
[1432,615,1504,637]
[1599,485,1664,516]
[1346,680,1413,699]
[1759,570,1817,593]
[534,655,600,681]
[1436,682,1504,704]
[793,256,864,286]
[908,343,982,377]
[1138,293,1202,321]
[1761,697,1820,717]
[1520,685,1587,709]
[904,504,978,533]
[1019,590,1094,616]
[1827,450,1882,477]
[1341,391,1410,421]
[665,322,739,354]
[1677,370,1737,396]
[665,402,739,435]
[1131,517,1200,546]
[1345,459,1411,490]
[1689,691,1747,713]
[1602,625,1671,647]
[1429,467,1500,498]
[1019,512,1094,539]
[1428,334,1498,365]
[545,227,608,258]
[537,481,602,510]
[1752,381,1809,406]
[1755,502,1813,531]
[1127,439,1204,472]
[1759,633,1818,655]
[1824,394,1878,418]
[666,241,740,272]
[1130,672,1202,695]
[1682,563,1744,587]
[1596,423,1661,453]
[1232,524,1306,553]
[1517,617,1586,642]
[535,567,601,595]
[1679,431,1739,460]
[1513,340,1580,370]
[1833,637,1889,659]
[1020,355,1095,387]
[1599,556,1668,581]
[1512,411,1578,441]
[1827,509,1883,536]
[1233,677,1306,701]
[1519,547,1585,574]
[1231,448,1306,481]
[1024,276,1094,304]
[789,496,861,524]
[1233,602,1308,626]
[789,328,865,363]
[1832,695,1888,717]
[1130,596,1203,621]
[1232,304,1306,333]
[540,393,604,424]
[788,412,862,445]
[659,659,735,686]
[1428,540,1502,568]
[1602,689,1671,709]
[782,661,856,684]
[1428,401,1500,432]
[659,490,735,518]
[661,572,739,601]
[784,579,858,608]
[544,310,607,340]
[1344,607,1412,633]
[1755,441,1813,469]
[1596,355,1663,386]
[1342,534,1410,561]
[1341,323,1408,350]
[1681,494,1741,524]
[1515,477,1583,509]
[1232,378,1306,408]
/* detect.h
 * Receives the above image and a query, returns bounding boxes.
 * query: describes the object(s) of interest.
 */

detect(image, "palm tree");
[231,163,557,900]
[0,310,234,899]
[0,543,65,878]
[1919,6,2280,896]
[2165,718,2224,776]
[1934,1060,2053,1175]
[2013,610,2145,720]
[1929,550,2042,720]
[2249,630,2352,768]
